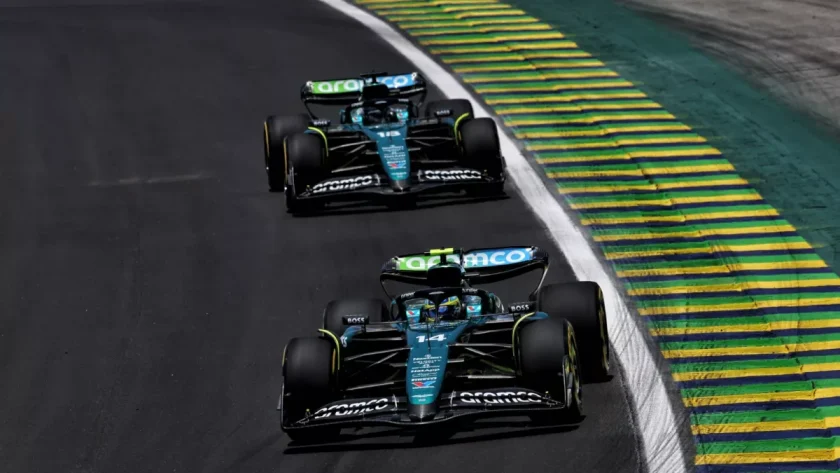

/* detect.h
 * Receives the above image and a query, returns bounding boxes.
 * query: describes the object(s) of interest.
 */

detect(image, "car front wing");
[279,386,569,432]
[293,167,504,202]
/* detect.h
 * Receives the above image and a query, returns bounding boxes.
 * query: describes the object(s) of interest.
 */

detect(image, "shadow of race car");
[262,72,507,213]
[278,246,611,443]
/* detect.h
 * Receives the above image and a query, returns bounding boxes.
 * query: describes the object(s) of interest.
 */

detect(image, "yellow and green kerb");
[354,0,840,471]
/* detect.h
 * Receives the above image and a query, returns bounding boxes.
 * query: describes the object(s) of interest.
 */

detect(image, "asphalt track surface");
[0,1,643,472]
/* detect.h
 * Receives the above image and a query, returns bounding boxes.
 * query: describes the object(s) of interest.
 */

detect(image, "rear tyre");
[535,282,610,382]
[264,114,310,192]
[460,118,505,195]
[322,298,390,339]
[518,317,583,424]
[281,337,340,443]
[424,99,474,121]
[285,132,326,214]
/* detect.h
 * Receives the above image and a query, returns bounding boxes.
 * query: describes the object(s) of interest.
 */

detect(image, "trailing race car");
[278,246,610,443]
[262,71,507,213]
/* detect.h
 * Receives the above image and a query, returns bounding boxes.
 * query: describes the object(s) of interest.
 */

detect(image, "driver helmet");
[420,296,463,322]
[388,105,409,123]
[350,106,383,125]
[350,107,364,125]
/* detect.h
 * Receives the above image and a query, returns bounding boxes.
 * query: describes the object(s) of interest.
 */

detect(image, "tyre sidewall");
[536,282,610,381]
[460,118,504,176]
[282,337,336,426]
[265,114,310,190]
[517,317,583,420]
[285,132,325,212]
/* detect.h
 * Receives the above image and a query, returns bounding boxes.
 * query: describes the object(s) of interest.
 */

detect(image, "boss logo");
[342,315,369,325]
[509,302,534,312]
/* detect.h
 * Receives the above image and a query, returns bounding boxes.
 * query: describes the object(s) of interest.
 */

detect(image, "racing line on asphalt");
[0,0,643,472]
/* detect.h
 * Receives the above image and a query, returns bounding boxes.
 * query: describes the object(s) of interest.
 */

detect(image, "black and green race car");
[262,71,507,213]
[279,246,611,443]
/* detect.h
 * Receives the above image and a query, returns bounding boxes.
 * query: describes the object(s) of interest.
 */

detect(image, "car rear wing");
[300,71,428,106]
[380,246,550,298]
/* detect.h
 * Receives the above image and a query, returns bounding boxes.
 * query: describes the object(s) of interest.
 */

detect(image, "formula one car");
[278,246,610,443]
[262,71,507,213]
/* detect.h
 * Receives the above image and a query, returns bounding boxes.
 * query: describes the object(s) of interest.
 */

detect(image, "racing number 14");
[416,334,446,343]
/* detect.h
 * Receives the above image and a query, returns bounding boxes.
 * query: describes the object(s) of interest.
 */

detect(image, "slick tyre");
[281,337,339,443]
[535,282,610,382]
[322,298,390,339]
[424,98,473,121]
[285,132,326,214]
[518,318,583,424]
[264,114,310,192]
[460,118,505,195]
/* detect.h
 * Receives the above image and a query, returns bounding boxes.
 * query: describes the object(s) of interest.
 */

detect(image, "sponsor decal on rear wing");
[393,247,537,272]
[300,73,427,104]
[308,74,416,95]
[379,247,549,297]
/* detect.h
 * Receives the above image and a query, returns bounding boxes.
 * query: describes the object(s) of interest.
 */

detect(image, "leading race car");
[278,246,610,443]
[262,71,507,213]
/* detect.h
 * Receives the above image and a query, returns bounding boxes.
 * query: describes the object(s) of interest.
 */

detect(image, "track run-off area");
[347,0,840,472]
[0,1,643,472]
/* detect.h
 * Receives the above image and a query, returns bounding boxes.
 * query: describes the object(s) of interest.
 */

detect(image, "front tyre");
[535,282,610,382]
[264,114,310,192]
[281,337,340,443]
[460,118,505,195]
[285,132,326,214]
[518,318,583,423]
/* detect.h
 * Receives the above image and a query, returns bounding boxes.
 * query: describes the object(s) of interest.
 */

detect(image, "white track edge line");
[315,1,690,471]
